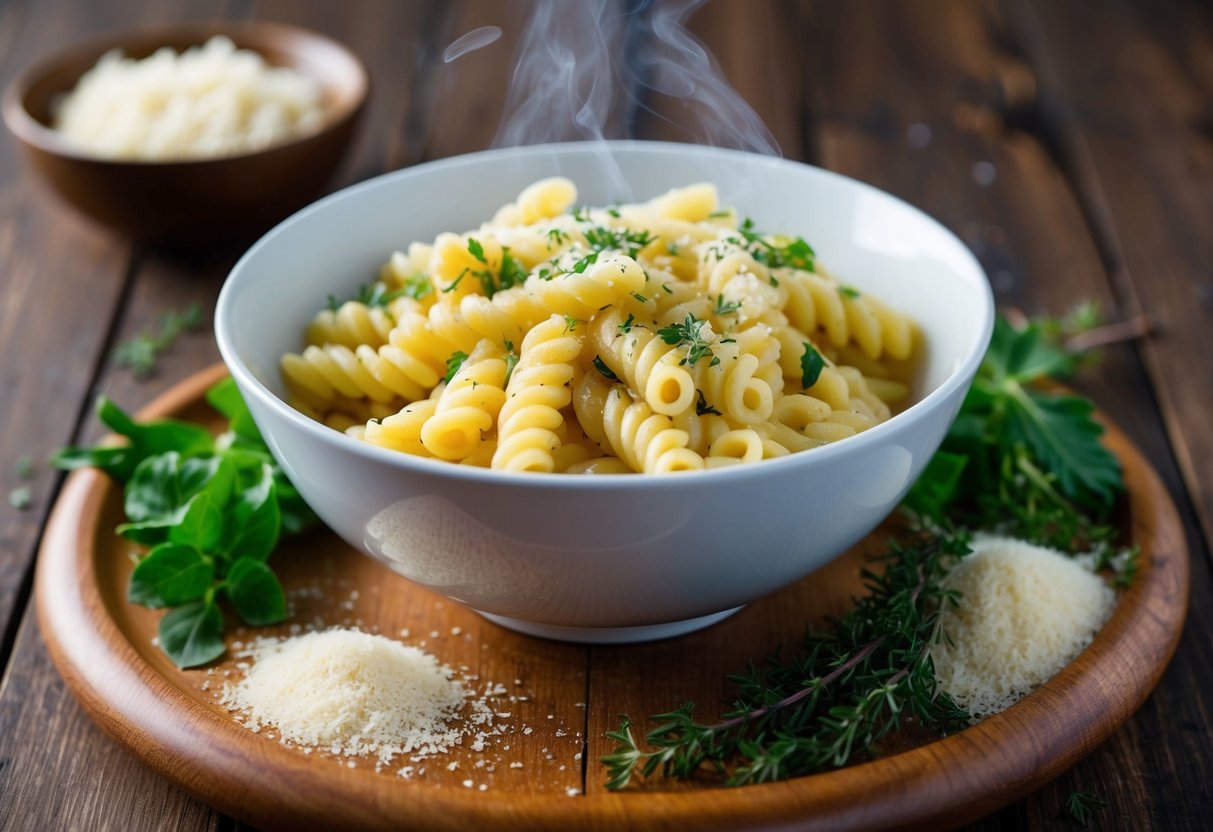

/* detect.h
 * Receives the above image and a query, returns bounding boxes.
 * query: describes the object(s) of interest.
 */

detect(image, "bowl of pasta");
[215,141,994,643]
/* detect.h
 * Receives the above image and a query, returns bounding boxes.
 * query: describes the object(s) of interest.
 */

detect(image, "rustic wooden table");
[1,1,1210,829]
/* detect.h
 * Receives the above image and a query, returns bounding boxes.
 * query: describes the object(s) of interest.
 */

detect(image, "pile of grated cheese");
[931,535,1117,720]
[52,35,324,161]
[220,628,492,766]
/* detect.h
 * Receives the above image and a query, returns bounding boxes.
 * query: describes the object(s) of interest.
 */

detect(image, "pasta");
[281,178,920,474]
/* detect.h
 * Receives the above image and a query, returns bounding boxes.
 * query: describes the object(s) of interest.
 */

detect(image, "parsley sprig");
[737,219,816,271]
[443,239,527,298]
[904,313,1126,564]
[53,379,317,668]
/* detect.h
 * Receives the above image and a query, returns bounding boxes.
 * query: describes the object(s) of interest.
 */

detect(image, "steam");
[490,0,779,156]
[442,26,503,63]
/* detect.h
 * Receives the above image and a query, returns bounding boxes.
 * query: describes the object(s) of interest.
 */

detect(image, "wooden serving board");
[35,365,1189,831]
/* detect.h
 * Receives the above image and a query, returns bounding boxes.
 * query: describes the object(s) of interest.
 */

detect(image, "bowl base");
[474,606,744,644]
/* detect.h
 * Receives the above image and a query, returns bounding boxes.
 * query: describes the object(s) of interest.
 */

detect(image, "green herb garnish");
[584,226,655,259]
[467,238,487,264]
[738,219,816,271]
[838,286,861,299]
[111,303,204,378]
[53,379,316,668]
[800,342,825,389]
[603,532,971,789]
[631,291,648,304]
[592,356,619,381]
[563,315,580,333]
[714,295,741,316]
[618,313,636,334]
[571,251,599,274]
[504,340,519,383]
[444,351,469,384]
[657,314,718,367]
[695,390,720,416]
[1064,791,1108,826]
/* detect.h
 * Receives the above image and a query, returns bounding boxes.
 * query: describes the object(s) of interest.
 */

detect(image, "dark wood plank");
[1009,0,1213,561]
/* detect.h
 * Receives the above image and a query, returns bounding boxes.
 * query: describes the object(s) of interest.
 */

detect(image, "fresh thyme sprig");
[657,314,719,367]
[603,532,972,790]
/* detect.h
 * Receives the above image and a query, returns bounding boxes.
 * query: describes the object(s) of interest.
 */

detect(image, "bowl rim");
[216,140,995,490]
[0,19,369,167]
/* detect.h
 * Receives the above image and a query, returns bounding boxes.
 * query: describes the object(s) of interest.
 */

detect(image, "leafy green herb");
[573,206,591,223]
[584,226,655,259]
[708,209,731,219]
[53,378,316,668]
[631,291,648,304]
[799,342,825,389]
[838,286,861,299]
[563,315,580,333]
[504,340,519,383]
[738,219,816,271]
[592,356,619,381]
[657,314,719,367]
[546,227,571,247]
[467,238,487,264]
[604,532,971,789]
[607,206,622,218]
[111,303,204,378]
[1064,791,1108,826]
[444,351,469,384]
[714,295,742,316]
[906,313,1124,554]
[618,313,636,334]
[570,251,599,274]
[695,390,721,416]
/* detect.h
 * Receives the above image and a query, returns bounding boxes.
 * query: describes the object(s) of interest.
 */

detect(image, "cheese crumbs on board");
[220,629,493,766]
[931,535,1116,720]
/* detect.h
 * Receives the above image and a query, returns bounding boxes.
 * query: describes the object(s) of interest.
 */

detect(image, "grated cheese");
[931,535,1116,719]
[220,628,490,765]
[53,36,324,161]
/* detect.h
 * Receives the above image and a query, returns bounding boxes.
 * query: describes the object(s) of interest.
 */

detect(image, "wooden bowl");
[1,21,368,245]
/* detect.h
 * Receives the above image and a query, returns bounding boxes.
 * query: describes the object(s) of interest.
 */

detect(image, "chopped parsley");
[657,314,719,367]
[695,390,721,416]
[572,206,591,223]
[800,342,826,389]
[571,251,599,274]
[584,226,654,258]
[738,218,816,271]
[838,285,861,299]
[563,315,580,333]
[466,238,487,264]
[545,227,571,247]
[618,313,635,334]
[504,340,519,383]
[592,355,619,380]
[444,351,469,384]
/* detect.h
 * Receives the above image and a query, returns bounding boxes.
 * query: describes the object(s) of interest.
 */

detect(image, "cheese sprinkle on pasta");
[281,178,921,473]
[220,629,493,764]
[930,535,1116,719]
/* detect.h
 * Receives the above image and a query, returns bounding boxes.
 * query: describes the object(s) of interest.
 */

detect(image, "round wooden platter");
[36,364,1189,832]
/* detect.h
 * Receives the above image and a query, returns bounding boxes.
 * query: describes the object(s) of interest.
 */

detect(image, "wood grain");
[1010,0,1213,558]
[32,365,1189,831]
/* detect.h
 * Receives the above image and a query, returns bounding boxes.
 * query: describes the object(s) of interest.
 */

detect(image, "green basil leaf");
[168,493,223,551]
[800,342,825,389]
[159,600,225,668]
[205,378,263,444]
[129,543,214,608]
[51,445,133,478]
[225,558,287,626]
[116,516,176,546]
[222,464,281,561]
[124,453,187,522]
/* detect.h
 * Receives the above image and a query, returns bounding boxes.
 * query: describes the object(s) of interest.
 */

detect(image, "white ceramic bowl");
[215,141,994,643]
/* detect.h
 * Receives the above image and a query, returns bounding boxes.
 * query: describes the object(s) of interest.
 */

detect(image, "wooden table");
[1,1,1210,829]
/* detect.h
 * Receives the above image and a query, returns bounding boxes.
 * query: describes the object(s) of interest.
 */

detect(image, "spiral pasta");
[281,177,921,473]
